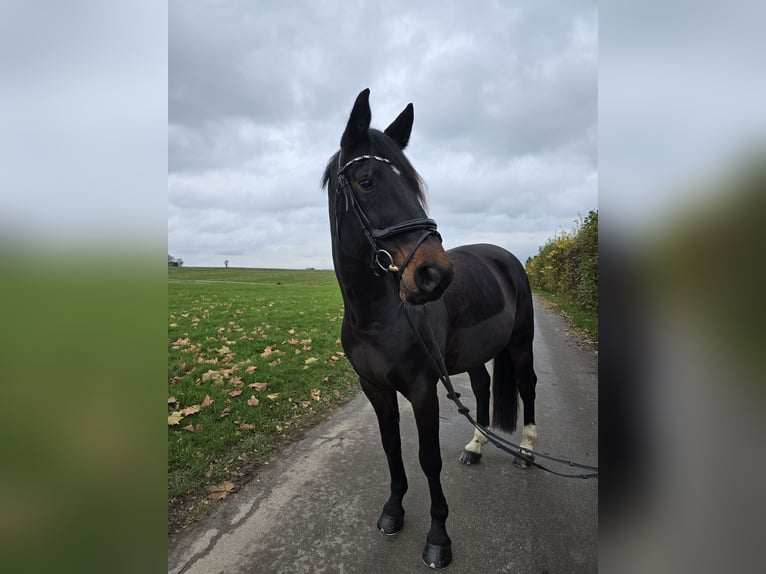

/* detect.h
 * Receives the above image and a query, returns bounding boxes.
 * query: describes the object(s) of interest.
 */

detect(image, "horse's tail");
[491,347,519,433]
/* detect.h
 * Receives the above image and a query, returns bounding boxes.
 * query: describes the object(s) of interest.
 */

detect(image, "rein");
[334,153,597,479]
[335,154,440,278]
[403,306,599,480]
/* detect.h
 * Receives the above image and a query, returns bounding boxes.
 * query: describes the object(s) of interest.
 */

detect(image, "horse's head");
[323,89,454,305]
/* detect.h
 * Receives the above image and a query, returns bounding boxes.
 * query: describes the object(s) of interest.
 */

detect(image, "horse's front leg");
[411,383,452,569]
[360,378,408,535]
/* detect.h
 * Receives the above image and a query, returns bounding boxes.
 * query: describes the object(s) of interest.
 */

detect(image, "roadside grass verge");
[168,268,358,533]
[533,289,598,344]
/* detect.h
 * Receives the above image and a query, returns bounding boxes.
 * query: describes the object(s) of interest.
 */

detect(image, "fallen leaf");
[304,357,318,365]
[182,424,197,432]
[217,345,231,355]
[287,338,299,345]
[207,481,235,500]
[300,338,312,345]
[230,376,244,387]
[266,393,279,401]
[181,404,201,416]
[247,395,260,407]
[228,389,243,397]
[268,359,281,366]
[239,423,256,431]
[168,396,179,409]
[310,388,321,401]
[218,407,232,418]
[201,369,224,384]
[168,411,183,426]
[201,395,213,407]
[246,365,257,374]
[260,346,273,357]
[248,382,267,391]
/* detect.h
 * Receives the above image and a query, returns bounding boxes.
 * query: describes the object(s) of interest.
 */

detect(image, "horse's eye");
[358,176,373,190]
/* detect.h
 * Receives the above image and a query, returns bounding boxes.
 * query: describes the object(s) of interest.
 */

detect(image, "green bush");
[526,210,598,312]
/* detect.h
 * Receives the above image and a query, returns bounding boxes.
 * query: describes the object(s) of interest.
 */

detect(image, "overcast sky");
[169,0,597,269]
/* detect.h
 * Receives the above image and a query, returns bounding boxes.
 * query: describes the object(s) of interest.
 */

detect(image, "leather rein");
[333,153,598,479]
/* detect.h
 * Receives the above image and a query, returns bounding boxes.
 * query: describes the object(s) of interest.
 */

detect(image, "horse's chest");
[341,325,418,386]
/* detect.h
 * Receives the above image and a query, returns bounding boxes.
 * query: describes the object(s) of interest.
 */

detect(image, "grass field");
[168,267,359,528]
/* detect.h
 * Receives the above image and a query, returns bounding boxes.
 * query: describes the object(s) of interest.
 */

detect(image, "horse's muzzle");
[401,256,454,304]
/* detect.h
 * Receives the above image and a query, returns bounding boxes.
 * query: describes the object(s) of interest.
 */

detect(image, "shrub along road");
[168,297,597,573]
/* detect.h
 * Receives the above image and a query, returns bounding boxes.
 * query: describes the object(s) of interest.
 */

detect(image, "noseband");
[334,154,441,278]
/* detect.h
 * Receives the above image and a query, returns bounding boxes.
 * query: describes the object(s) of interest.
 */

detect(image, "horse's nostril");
[415,265,441,292]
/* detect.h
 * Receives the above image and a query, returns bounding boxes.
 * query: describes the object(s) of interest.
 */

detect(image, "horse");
[321,89,538,569]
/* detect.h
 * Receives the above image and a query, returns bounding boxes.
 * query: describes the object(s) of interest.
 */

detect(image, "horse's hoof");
[377,512,404,536]
[513,451,535,469]
[458,449,481,465]
[422,542,452,569]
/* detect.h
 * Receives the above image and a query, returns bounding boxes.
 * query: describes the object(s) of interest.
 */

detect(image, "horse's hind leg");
[510,336,538,468]
[360,378,408,535]
[458,366,490,465]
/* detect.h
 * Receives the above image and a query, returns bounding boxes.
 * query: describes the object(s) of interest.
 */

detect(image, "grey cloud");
[169,0,597,268]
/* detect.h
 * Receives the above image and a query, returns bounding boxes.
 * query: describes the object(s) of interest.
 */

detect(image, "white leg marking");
[464,428,489,455]
[520,424,537,453]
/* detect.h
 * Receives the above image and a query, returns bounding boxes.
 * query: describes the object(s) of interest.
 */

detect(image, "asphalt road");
[168,297,598,574]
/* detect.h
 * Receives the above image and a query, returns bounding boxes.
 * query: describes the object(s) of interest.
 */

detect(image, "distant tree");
[224,259,229,269]
[177,258,184,267]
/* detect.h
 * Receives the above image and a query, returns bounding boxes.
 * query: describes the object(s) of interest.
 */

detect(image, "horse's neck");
[333,253,399,328]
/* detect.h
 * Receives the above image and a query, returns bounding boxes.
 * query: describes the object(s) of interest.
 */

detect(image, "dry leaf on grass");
[168,412,184,426]
[228,389,242,397]
[207,481,235,500]
[201,395,213,407]
[247,395,260,407]
[181,404,200,416]
[248,382,267,391]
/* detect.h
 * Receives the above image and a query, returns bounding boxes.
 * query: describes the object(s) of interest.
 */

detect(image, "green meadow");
[168,267,359,527]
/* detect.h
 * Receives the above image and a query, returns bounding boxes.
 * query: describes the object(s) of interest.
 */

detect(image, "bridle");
[334,154,441,279]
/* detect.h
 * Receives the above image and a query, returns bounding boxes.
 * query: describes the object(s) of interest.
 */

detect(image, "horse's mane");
[321,129,427,208]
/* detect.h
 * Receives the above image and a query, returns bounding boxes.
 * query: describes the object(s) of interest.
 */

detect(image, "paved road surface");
[168,297,598,573]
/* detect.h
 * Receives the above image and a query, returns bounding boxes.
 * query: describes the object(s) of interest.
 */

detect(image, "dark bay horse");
[322,89,538,569]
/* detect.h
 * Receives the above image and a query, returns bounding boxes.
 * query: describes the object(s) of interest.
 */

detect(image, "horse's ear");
[341,88,372,150]
[384,103,414,149]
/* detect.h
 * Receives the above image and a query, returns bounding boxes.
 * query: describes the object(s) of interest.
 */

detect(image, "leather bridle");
[334,154,441,278]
